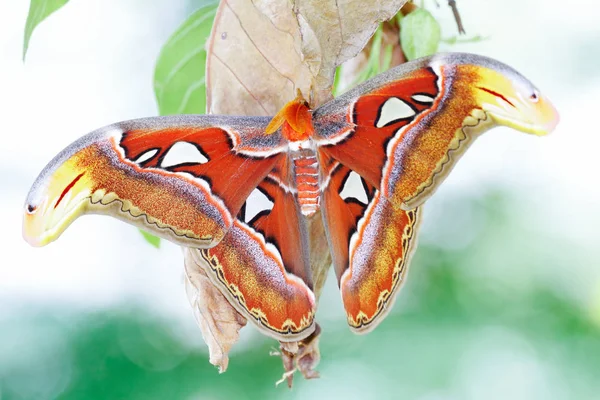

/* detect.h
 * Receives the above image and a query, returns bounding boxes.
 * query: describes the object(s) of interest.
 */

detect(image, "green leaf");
[140,230,161,249]
[400,8,441,61]
[145,4,217,247]
[354,27,385,86]
[153,4,218,115]
[381,43,394,73]
[332,66,343,96]
[23,0,70,61]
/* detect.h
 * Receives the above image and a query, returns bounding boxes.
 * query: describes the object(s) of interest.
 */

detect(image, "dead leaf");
[184,248,247,373]
[307,215,331,299]
[206,0,320,115]
[275,324,322,387]
[293,0,407,104]
[207,0,408,112]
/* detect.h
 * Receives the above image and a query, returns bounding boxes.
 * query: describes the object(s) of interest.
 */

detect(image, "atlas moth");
[23,53,559,341]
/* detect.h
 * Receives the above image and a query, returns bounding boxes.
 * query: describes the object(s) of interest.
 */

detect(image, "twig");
[448,0,466,34]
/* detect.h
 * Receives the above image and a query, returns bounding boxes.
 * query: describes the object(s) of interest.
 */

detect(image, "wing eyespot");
[529,91,539,103]
[411,94,435,104]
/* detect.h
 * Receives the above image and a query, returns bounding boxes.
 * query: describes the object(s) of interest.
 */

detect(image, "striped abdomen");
[292,149,320,216]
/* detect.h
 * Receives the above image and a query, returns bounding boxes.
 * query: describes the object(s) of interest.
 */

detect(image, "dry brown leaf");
[306,215,331,299]
[293,0,407,105]
[184,248,247,373]
[275,324,321,387]
[206,0,319,115]
[207,0,408,112]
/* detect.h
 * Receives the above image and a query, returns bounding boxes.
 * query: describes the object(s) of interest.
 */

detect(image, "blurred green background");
[4,190,600,399]
[2,0,599,399]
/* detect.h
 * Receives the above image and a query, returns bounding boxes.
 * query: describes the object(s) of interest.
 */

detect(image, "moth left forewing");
[319,158,421,332]
[197,159,316,341]
[23,115,287,248]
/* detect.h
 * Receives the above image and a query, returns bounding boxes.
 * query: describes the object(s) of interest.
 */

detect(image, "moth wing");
[314,53,557,210]
[319,154,421,332]
[24,115,287,248]
[197,157,316,340]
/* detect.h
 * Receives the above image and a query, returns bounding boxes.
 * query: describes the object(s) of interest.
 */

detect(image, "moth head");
[266,90,313,141]
[23,152,92,247]
[472,63,559,136]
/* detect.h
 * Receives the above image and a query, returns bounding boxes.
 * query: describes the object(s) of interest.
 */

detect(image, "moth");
[23,53,558,342]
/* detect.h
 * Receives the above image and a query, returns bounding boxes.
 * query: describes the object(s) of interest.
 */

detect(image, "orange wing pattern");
[319,154,420,332]
[23,115,285,248]
[314,53,557,331]
[316,66,441,195]
[198,159,316,340]
[315,53,558,211]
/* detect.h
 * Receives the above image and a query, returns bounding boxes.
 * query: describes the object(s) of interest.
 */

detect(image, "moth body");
[290,148,320,216]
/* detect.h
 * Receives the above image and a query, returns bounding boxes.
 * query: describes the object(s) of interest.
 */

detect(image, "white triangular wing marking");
[376,97,416,128]
[134,149,158,164]
[340,171,368,204]
[244,188,274,224]
[411,94,435,103]
[161,142,209,168]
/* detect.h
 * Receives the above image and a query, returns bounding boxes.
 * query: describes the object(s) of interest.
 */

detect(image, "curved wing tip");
[22,229,42,247]
[22,197,68,248]
[22,212,50,247]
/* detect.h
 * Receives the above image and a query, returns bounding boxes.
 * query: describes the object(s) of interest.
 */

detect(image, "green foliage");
[23,0,70,60]
[332,66,343,95]
[153,4,217,116]
[336,6,446,94]
[138,3,217,247]
[3,192,600,399]
[400,8,441,60]
[140,230,161,248]
[357,27,393,82]
[334,27,394,96]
